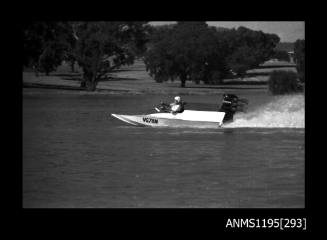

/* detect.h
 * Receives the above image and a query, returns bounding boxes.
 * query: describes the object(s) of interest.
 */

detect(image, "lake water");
[23,90,305,208]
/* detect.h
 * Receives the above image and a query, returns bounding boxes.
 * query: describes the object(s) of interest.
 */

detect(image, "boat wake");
[224,94,304,128]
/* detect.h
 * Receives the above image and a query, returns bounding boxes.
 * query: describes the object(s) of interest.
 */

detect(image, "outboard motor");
[219,94,248,123]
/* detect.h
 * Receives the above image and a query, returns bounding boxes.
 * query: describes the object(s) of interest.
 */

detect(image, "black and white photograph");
[22,21,305,209]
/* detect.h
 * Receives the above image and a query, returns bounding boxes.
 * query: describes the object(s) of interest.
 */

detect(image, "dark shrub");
[273,50,290,62]
[268,70,301,95]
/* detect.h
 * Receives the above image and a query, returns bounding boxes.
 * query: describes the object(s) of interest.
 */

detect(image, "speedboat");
[112,110,226,128]
[111,94,248,128]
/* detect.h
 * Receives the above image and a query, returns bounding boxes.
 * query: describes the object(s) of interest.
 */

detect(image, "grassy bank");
[23,60,297,96]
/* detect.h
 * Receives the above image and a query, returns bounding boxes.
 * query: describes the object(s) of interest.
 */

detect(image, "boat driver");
[170,96,185,113]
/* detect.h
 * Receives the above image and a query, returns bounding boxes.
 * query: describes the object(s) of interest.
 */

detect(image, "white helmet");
[174,96,181,102]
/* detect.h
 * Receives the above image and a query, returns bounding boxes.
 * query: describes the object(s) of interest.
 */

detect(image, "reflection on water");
[23,92,304,208]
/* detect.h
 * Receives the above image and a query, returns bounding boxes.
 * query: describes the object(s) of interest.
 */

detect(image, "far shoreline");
[22,84,269,96]
[23,59,299,97]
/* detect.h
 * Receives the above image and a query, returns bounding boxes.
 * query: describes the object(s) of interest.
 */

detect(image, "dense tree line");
[24,21,284,90]
[23,22,71,76]
[23,21,150,91]
[144,23,280,87]
[144,22,231,87]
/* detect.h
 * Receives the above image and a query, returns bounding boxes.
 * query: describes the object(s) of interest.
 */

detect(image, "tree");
[225,27,280,77]
[294,39,305,83]
[61,22,78,72]
[226,45,258,78]
[23,22,70,76]
[70,22,149,91]
[144,22,230,87]
[38,41,66,75]
[23,22,44,71]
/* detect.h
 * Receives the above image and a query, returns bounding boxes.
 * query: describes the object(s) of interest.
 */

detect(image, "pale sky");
[149,21,305,42]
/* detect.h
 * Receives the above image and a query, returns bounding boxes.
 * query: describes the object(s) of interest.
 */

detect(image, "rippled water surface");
[23,91,304,208]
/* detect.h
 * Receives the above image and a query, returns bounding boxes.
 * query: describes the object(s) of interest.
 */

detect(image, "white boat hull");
[111,110,225,128]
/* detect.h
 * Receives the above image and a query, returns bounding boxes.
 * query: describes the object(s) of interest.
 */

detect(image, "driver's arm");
[171,104,181,113]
